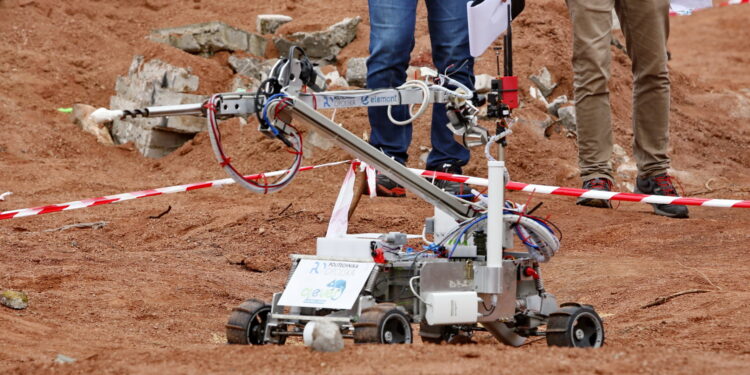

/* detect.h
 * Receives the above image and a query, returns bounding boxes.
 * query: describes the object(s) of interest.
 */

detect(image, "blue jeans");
[367,0,474,170]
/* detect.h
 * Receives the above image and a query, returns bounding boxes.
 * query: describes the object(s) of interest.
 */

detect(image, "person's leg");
[617,0,687,218]
[567,0,615,182]
[614,0,670,177]
[424,0,473,171]
[367,0,418,165]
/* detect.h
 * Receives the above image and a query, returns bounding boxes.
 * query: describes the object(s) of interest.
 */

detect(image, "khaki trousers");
[567,0,671,181]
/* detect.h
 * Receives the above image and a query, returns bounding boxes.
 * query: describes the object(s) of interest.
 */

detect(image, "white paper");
[670,0,712,14]
[467,0,510,57]
[278,259,376,309]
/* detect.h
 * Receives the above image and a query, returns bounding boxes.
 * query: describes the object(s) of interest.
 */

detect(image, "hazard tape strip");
[2,161,748,221]
[412,168,750,209]
[0,160,351,221]
[670,0,748,16]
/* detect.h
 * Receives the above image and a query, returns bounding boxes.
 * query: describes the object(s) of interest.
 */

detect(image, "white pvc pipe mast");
[486,160,505,268]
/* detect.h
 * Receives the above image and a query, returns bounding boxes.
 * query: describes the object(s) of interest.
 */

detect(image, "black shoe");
[428,163,466,196]
[634,173,689,218]
[576,177,613,208]
[365,173,406,198]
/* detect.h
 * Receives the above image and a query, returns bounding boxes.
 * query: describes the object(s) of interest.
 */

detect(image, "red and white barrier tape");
[413,168,750,209]
[670,0,748,16]
[2,161,749,221]
[0,160,350,221]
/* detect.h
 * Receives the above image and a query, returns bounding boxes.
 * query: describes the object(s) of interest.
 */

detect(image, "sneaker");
[634,173,689,218]
[428,163,465,196]
[365,173,406,198]
[576,177,613,208]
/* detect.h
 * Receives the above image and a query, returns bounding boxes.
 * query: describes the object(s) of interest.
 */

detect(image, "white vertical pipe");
[486,160,505,268]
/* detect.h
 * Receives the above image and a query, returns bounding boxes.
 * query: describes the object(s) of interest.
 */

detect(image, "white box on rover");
[424,291,479,325]
[316,236,374,260]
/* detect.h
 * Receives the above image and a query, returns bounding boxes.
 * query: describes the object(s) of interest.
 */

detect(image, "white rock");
[310,321,344,352]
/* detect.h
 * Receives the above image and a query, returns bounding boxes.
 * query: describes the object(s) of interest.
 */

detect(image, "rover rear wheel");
[546,303,604,348]
[226,299,285,345]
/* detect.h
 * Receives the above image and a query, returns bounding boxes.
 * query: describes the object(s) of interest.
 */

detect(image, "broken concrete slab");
[109,56,206,158]
[150,21,267,57]
[228,55,264,81]
[546,95,568,117]
[529,67,557,98]
[257,14,293,35]
[72,104,115,145]
[274,17,360,62]
[558,106,577,133]
[345,57,367,87]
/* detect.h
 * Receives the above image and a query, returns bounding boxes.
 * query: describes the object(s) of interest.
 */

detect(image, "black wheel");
[353,303,413,344]
[546,303,605,348]
[225,299,285,345]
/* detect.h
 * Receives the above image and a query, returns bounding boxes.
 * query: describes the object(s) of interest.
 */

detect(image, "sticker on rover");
[278,259,375,309]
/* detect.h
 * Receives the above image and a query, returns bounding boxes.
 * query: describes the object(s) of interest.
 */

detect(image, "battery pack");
[424,291,479,325]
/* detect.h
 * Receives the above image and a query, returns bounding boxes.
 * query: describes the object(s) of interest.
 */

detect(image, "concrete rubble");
[546,95,568,117]
[1,290,28,310]
[109,56,206,158]
[557,106,577,133]
[345,57,367,87]
[529,67,558,98]
[274,17,361,62]
[228,55,264,80]
[150,21,267,57]
[257,14,293,35]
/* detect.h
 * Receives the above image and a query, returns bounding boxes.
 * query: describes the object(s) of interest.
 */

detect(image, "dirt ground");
[1,1,749,374]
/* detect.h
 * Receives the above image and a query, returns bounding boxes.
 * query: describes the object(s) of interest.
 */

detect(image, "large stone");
[546,95,568,118]
[109,56,206,157]
[274,17,360,62]
[323,70,348,88]
[257,14,293,35]
[307,321,344,352]
[228,55,264,81]
[150,21,267,57]
[72,104,115,145]
[1,290,28,310]
[558,106,577,133]
[529,67,557,98]
[345,57,367,87]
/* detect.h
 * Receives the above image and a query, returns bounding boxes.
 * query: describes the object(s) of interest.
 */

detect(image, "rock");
[257,14,293,35]
[1,290,28,310]
[345,57,367,87]
[529,67,557,98]
[474,74,494,94]
[323,70,349,88]
[150,21,267,57]
[546,95,568,117]
[71,104,115,145]
[228,55,264,80]
[274,17,361,62]
[306,321,344,352]
[558,106,577,133]
[54,354,76,364]
[109,56,205,158]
